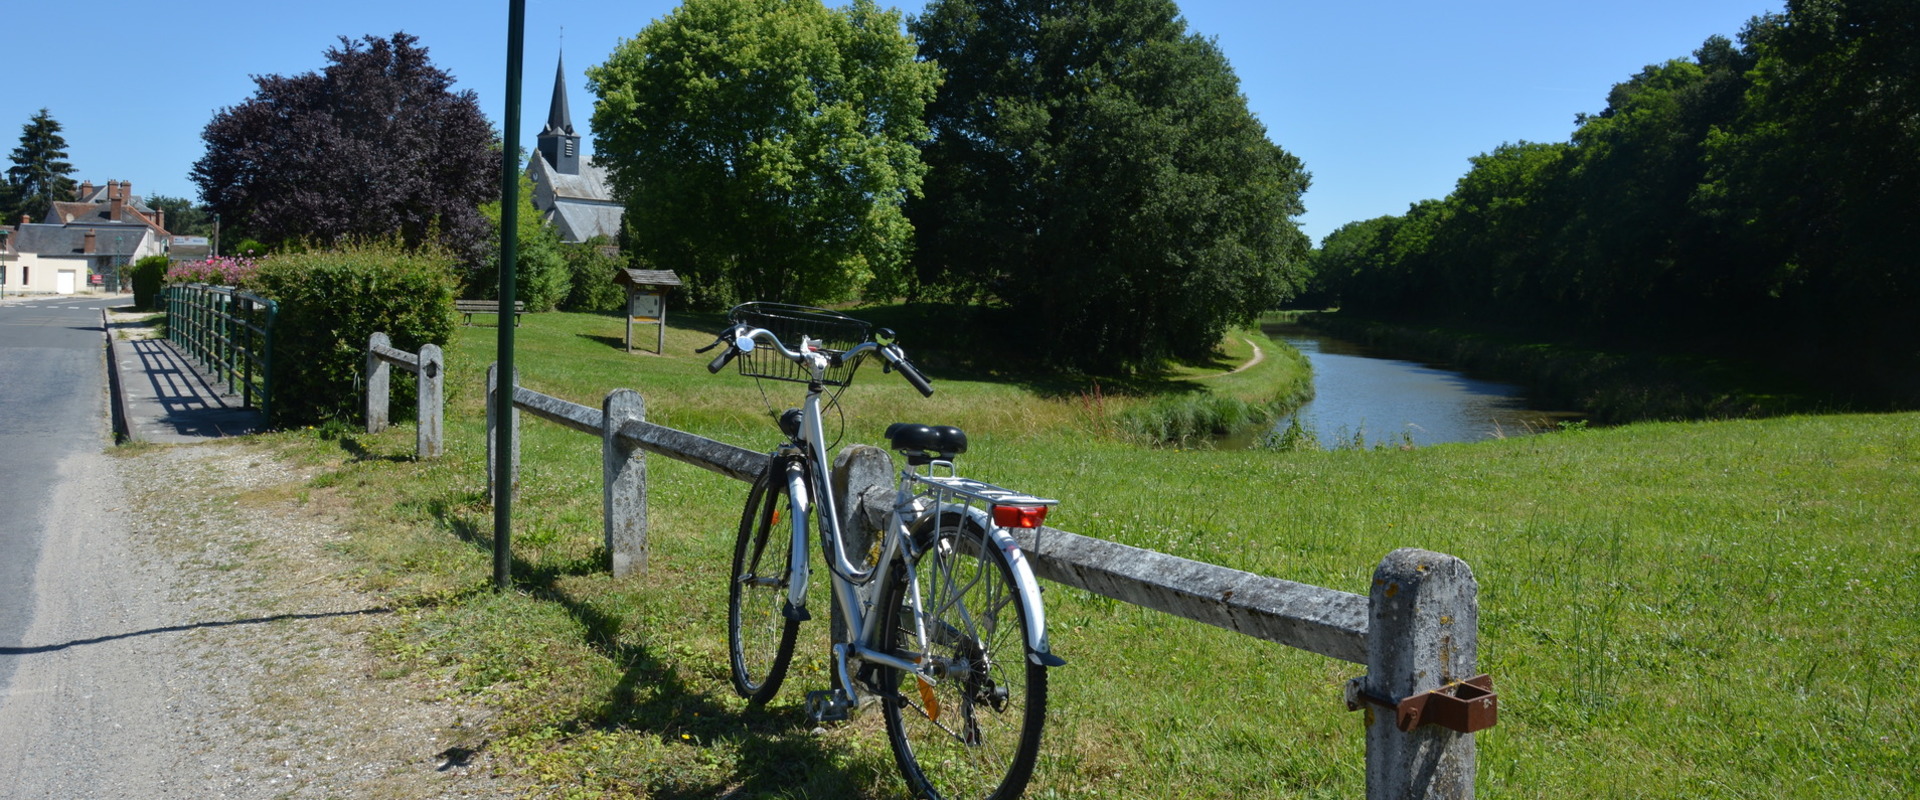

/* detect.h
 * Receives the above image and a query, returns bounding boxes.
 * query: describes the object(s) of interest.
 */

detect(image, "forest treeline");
[1309,0,1918,400]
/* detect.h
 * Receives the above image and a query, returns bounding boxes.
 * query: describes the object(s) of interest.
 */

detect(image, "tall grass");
[252,308,1916,798]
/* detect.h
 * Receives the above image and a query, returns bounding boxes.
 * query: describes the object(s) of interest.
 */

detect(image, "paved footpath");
[102,301,264,443]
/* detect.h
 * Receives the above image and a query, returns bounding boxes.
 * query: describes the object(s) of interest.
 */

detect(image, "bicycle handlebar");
[699,324,934,396]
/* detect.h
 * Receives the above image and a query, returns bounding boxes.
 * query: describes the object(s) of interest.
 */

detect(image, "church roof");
[542,53,574,137]
[528,152,622,242]
[549,202,624,244]
[529,151,617,203]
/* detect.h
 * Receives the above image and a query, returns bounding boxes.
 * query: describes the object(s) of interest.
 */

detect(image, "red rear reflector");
[992,505,1049,529]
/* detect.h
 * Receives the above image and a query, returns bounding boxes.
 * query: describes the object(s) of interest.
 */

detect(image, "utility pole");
[494,0,527,591]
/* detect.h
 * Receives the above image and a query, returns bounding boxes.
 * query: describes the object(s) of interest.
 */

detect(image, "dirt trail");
[1197,336,1265,379]
[0,443,521,799]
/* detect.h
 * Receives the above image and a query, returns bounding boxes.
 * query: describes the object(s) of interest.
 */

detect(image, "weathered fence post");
[368,333,444,459]
[603,389,646,578]
[417,343,444,458]
[486,363,521,505]
[1360,548,1481,799]
[828,444,893,642]
[366,332,391,433]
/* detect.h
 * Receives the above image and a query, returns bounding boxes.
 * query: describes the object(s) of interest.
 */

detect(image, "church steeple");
[537,53,582,175]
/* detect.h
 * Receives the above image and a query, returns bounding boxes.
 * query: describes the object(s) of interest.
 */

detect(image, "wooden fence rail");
[484,363,1492,799]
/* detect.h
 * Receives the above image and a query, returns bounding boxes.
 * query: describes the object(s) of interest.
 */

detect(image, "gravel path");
[0,442,525,799]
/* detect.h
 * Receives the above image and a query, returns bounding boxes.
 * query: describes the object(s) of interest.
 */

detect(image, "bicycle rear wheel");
[880,515,1047,800]
[728,460,802,704]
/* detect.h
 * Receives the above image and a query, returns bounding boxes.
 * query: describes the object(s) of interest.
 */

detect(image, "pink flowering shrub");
[165,255,263,287]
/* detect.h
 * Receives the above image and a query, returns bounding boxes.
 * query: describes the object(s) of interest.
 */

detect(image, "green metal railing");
[163,283,278,420]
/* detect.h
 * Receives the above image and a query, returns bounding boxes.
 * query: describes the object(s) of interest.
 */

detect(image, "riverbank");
[1112,327,1314,445]
[202,306,1916,798]
[1291,312,1840,423]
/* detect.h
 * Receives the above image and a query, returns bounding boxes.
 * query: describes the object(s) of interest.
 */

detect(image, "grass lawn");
[251,308,1917,798]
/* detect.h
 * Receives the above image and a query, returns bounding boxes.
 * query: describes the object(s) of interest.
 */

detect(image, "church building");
[526,55,624,244]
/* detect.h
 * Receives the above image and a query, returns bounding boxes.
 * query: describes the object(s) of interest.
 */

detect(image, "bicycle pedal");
[805,689,852,723]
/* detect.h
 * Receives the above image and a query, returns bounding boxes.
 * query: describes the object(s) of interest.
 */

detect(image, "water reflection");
[1252,322,1580,447]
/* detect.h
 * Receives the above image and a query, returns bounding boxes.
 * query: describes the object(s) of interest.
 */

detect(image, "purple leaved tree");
[192,33,497,264]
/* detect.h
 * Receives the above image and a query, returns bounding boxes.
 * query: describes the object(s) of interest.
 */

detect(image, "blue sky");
[3,0,1778,245]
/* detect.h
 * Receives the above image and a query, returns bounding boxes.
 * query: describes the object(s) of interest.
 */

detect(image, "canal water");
[1249,322,1580,448]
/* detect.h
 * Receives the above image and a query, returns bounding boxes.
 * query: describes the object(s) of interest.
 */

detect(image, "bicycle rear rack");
[914,474,1057,509]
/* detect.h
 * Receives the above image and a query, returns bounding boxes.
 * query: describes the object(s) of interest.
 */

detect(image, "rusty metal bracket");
[1345,674,1498,734]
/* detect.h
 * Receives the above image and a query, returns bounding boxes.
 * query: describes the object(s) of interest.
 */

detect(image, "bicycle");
[699,302,1065,800]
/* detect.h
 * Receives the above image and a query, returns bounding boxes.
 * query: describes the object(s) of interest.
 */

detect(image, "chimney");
[79,180,95,200]
[156,209,166,232]
[110,188,124,221]
[83,230,97,254]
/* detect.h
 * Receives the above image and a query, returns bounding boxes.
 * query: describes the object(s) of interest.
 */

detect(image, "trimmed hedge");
[129,255,170,309]
[247,244,458,426]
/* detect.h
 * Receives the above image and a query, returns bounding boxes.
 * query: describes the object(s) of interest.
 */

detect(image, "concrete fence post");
[1362,548,1481,799]
[486,363,520,505]
[417,343,444,459]
[366,332,391,433]
[828,444,893,642]
[603,389,646,578]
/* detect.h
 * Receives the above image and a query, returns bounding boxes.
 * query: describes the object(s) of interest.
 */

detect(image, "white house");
[4,180,169,294]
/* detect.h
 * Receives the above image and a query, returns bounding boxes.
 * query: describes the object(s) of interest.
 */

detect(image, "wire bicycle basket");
[729,302,872,387]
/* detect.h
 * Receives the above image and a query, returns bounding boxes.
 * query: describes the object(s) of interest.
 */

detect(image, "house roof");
[10,222,152,257]
[73,183,156,211]
[47,195,167,235]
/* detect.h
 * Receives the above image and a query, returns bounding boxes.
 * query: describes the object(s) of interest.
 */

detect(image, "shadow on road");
[0,607,392,655]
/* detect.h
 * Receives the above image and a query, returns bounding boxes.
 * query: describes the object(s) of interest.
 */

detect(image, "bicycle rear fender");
[943,504,1066,668]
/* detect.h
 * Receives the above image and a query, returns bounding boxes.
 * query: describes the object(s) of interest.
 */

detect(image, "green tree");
[1699,1,1919,354]
[145,195,214,237]
[909,0,1311,372]
[561,237,629,312]
[6,109,78,223]
[1439,142,1571,316]
[478,172,569,311]
[1308,215,1400,308]
[588,0,940,309]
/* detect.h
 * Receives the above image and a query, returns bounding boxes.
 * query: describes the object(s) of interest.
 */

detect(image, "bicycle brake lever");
[695,327,736,354]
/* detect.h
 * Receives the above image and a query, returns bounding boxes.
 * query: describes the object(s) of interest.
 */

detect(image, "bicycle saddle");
[884,423,967,464]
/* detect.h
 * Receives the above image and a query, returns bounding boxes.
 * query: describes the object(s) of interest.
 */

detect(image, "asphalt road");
[0,295,118,698]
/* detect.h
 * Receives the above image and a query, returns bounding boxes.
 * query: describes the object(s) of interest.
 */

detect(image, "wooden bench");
[455,299,525,327]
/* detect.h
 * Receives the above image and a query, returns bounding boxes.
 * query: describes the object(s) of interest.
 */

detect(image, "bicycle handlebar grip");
[895,356,934,397]
[707,346,738,374]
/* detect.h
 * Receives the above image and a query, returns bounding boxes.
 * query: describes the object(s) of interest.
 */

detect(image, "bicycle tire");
[728,460,803,704]
[879,514,1047,800]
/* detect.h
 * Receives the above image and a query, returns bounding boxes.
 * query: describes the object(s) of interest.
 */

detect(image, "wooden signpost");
[616,268,682,354]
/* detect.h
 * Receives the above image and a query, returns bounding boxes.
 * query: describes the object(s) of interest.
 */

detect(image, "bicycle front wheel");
[728,460,802,704]
[880,515,1047,800]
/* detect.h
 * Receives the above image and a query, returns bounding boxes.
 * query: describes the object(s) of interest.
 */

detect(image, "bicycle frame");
[751,329,1058,710]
